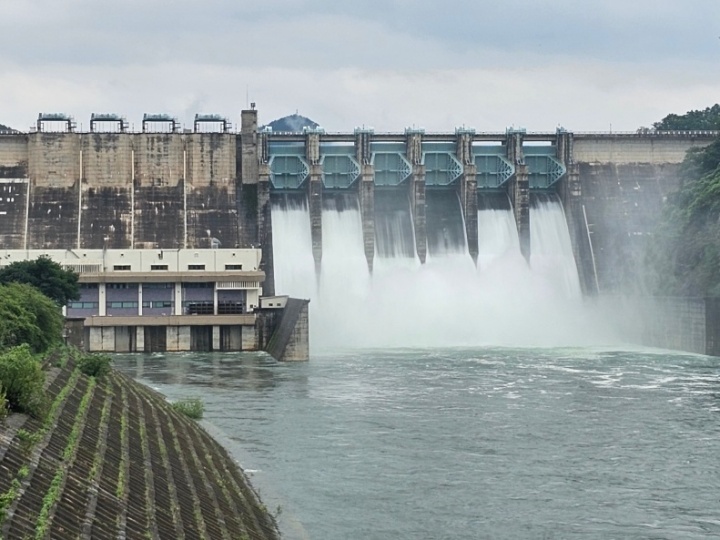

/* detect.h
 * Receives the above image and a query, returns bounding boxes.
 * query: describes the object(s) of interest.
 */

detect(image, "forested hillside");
[645,106,720,296]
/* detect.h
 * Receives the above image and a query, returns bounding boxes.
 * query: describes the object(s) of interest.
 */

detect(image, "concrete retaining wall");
[573,137,701,165]
[602,296,719,356]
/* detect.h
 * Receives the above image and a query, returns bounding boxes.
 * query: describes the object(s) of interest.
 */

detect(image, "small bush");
[0,345,46,417]
[172,398,204,420]
[76,352,112,378]
[16,428,41,455]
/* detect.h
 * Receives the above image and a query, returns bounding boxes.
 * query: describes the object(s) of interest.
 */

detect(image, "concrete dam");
[0,110,717,352]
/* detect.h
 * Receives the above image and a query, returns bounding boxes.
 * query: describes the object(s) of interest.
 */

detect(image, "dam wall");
[0,116,715,297]
[0,131,239,250]
[573,136,701,164]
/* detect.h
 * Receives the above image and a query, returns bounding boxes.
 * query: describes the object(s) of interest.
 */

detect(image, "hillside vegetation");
[0,349,280,539]
[645,106,720,296]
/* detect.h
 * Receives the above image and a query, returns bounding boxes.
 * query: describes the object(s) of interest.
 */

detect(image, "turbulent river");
[114,347,720,539]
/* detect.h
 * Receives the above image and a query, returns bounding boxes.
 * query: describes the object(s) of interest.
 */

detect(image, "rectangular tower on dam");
[185,132,239,249]
[27,132,81,249]
[133,132,186,248]
[81,132,133,248]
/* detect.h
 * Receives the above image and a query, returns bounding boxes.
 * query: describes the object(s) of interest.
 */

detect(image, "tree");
[0,283,64,353]
[653,104,720,131]
[0,257,79,306]
[645,137,720,296]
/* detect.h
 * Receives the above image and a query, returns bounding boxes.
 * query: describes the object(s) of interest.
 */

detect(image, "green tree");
[0,283,64,353]
[653,104,720,131]
[646,137,720,296]
[0,256,79,306]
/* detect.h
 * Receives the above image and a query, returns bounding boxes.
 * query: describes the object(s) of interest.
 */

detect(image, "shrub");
[172,398,204,420]
[16,428,41,455]
[0,345,46,417]
[76,352,112,378]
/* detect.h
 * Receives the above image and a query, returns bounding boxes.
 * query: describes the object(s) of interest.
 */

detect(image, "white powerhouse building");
[0,248,266,353]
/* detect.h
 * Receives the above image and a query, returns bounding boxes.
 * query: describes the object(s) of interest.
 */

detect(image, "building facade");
[0,248,264,353]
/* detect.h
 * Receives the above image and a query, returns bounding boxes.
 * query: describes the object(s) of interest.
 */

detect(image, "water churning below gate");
[271,193,616,349]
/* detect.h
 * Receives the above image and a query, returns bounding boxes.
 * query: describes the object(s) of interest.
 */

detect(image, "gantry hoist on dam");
[242,107,577,275]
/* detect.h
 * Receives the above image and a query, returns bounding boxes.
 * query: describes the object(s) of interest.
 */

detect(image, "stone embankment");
[0,357,280,539]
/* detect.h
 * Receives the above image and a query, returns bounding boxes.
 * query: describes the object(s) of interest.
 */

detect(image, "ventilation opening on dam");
[271,190,591,349]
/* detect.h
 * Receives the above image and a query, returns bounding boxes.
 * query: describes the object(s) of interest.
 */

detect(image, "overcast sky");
[1,0,719,132]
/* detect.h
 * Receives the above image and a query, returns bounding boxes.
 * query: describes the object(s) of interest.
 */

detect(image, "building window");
[68,302,99,309]
[143,282,173,289]
[151,265,168,271]
[107,283,133,289]
[143,300,173,308]
[113,265,131,271]
[79,283,98,289]
[183,301,214,315]
[182,282,213,289]
[225,264,243,270]
[188,264,205,271]
[107,301,138,309]
[218,301,245,315]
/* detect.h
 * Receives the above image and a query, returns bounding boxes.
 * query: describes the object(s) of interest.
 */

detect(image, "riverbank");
[0,353,280,539]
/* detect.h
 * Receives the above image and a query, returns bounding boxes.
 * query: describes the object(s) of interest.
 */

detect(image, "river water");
[114,347,720,539]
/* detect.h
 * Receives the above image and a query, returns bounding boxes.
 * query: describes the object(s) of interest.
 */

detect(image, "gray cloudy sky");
[1,0,719,132]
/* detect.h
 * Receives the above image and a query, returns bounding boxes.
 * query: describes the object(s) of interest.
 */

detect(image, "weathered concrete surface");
[557,164,597,295]
[80,133,133,248]
[459,166,478,263]
[28,132,80,188]
[0,134,28,178]
[186,133,238,248]
[264,298,310,361]
[608,296,710,355]
[0,180,28,249]
[186,185,239,248]
[25,133,82,247]
[166,325,192,351]
[573,136,710,165]
[308,170,323,273]
[578,162,682,293]
[82,133,132,187]
[81,186,132,248]
[508,165,530,261]
[241,324,257,351]
[133,134,185,248]
[359,164,375,271]
[27,185,79,249]
[240,109,259,185]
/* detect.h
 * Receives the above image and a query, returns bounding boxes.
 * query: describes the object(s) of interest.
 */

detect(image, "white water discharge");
[271,197,317,301]
[530,196,583,299]
[272,194,615,350]
[477,206,521,270]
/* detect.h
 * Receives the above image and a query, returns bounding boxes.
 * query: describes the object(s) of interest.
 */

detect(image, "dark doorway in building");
[191,326,213,351]
[144,326,167,352]
[220,326,242,351]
